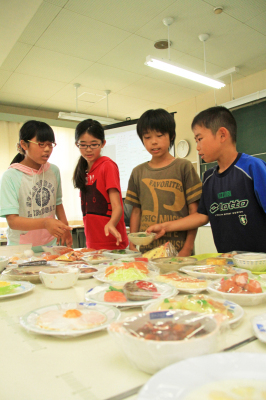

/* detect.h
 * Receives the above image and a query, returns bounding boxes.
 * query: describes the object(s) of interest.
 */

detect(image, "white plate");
[0,280,34,298]
[180,265,248,280]
[143,295,244,327]
[93,267,159,284]
[20,302,120,338]
[138,353,266,400]
[252,313,266,343]
[85,282,178,307]
[207,279,266,306]
[103,249,142,259]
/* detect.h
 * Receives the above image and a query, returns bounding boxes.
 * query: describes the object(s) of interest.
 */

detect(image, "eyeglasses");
[28,140,57,148]
[76,143,101,150]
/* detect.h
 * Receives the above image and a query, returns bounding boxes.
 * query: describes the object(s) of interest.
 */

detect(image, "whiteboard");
[102,122,174,197]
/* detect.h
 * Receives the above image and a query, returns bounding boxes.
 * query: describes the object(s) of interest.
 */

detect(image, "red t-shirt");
[81,156,128,250]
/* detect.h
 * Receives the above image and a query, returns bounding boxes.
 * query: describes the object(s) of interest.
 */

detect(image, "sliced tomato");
[245,280,263,293]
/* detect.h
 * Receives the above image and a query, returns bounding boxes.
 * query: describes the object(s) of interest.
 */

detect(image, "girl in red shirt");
[73,119,128,250]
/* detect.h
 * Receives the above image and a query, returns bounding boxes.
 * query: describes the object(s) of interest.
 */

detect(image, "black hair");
[10,120,55,164]
[191,106,237,143]
[73,119,105,191]
[137,108,176,148]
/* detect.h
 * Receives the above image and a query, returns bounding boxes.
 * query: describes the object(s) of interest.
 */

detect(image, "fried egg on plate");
[37,308,107,331]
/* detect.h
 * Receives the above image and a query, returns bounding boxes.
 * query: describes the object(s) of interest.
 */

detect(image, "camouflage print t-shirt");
[125,159,202,252]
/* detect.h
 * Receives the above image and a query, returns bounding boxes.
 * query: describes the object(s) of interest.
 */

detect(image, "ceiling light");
[145,56,225,89]
[58,112,121,125]
[58,84,122,125]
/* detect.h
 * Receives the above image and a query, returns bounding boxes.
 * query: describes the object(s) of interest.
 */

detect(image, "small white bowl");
[39,267,80,289]
[128,232,156,246]
[0,256,9,272]
[108,310,219,375]
[233,252,266,272]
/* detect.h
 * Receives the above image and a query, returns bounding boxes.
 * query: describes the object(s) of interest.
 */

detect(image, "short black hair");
[137,108,176,148]
[191,106,237,143]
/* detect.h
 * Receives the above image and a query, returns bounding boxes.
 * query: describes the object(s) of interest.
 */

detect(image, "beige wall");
[169,68,266,164]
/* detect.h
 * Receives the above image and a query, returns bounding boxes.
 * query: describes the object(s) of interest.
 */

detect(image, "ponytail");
[10,142,25,165]
[73,156,88,191]
[10,153,25,165]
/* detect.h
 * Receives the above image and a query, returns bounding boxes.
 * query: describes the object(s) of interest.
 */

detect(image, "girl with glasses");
[0,120,72,252]
[73,119,128,250]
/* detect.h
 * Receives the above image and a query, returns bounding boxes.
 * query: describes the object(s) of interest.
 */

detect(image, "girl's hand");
[146,224,165,240]
[104,221,122,246]
[61,229,73,247]
[44,219,72,244]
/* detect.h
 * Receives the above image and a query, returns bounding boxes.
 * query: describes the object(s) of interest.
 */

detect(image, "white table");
[1,274,266,400]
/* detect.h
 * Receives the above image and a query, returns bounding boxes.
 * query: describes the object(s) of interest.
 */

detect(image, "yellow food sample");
[206,258,227,265]
[0,281,10,287]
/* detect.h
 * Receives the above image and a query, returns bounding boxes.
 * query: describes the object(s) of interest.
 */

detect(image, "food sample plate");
[85,282,178,307]
[143,295,244,327]
[156,272,209,294]
[2,265,62,283]
[103,249,142,259]
[207,279,266,306]
[138,353,266,400]
[81,255,114,265]
[0,280,34,298]
[180,265,247,280]
[20,302,120,337]
[69,264,98,279]
[93,266,159,284]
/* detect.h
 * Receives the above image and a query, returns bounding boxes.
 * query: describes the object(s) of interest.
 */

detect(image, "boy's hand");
[178,247,193,257]
[104,221,122,246]
[129,242,137,251]
[44,219,72,243]
[146,224,165,240]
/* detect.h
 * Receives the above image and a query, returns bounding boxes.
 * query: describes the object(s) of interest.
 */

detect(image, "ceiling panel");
[15,47,93,82]
[0,42,32,72]
[18,2,62,45]
[35,9,132,61]
[246,11,266,35]
[0,73,66,98]
[0,0,42,65]
[117,76,181,103]
[70,63,142,92]
[45,0,68,6]
[0,92,49,109]
[159,87,203,106]
[65,0,176,32]
[0,70,12,89]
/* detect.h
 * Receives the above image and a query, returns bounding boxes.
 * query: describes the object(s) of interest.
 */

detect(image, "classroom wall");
[0,67,265,228]
[169,68,266,164]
